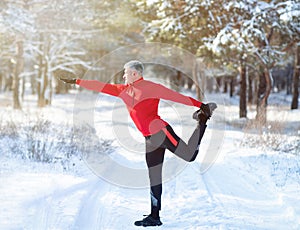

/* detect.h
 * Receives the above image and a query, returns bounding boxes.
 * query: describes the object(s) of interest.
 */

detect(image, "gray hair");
[124,60,144,75]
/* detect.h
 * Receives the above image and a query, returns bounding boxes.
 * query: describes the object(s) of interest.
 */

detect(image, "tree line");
[0,0,299,123]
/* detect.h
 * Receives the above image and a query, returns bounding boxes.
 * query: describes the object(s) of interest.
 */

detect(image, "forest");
[1,1,300,229]
[0,0,299,123]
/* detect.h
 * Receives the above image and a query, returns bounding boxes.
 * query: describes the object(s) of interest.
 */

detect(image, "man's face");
[123,68,137,84]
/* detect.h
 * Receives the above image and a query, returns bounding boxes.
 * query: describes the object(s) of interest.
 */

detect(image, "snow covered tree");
[206,0,299,122]
[1,0,145,108]
[291,45,299,109]
[134,0,226,54]
[27,0,96,106]
[0,0,95,107]
[277,1,300,110]
[135,0,299,120]
[131,0,218,99]
[0,0,35,109]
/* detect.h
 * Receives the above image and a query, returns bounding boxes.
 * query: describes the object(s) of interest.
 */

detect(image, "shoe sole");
[201,102,217,118]
[193,103,217,122]
[207,102,217,117]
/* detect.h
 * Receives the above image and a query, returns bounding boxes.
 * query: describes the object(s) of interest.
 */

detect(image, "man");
[60,60,217,227]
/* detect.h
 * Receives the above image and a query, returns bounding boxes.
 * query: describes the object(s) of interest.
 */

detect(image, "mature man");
[60,60,216,227]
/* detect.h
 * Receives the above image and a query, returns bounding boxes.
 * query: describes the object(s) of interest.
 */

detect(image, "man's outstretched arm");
[154,82,217,122]
[154,82,202,108]
[60,78,125,97]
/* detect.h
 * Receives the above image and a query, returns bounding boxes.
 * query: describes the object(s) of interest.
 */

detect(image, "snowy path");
[1,131,299,229]
[1,93,300,229]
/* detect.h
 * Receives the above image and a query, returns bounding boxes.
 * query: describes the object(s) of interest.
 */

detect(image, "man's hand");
[60,78,77,84]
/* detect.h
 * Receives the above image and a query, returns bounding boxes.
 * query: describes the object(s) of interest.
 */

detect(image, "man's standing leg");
[134,137,164,227]
[146,145,165,219]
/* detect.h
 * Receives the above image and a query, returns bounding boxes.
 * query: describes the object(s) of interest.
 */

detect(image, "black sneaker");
[134,215,163,227]
[193,102,217,124]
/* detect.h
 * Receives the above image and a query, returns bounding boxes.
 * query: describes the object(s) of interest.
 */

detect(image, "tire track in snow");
[73,179,111,230]
[26,178,101,229]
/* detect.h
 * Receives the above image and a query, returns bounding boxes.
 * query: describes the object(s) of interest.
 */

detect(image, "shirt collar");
[128,77,143,86]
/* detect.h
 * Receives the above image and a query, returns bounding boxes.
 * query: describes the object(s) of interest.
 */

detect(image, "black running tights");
[145,124,207,218]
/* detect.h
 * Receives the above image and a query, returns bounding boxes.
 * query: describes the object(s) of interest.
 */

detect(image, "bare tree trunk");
[48,71,53,105]
[193,59,203,101]
[37,34,43,106]
[37,36,50,107]
[215,78,221,93]
[229,76,235,97]
[38,61,48,107]
[291,44,299,110]
[21,73,25,100]
[248,74,253,104]
[0,72,2,92]
[223,76,227,93]
[37,52,43,106]
[30,74,36,94]
[253,73,259,105]
[240,60,247,118]
[256,68,272,124]
[13,40,23,110]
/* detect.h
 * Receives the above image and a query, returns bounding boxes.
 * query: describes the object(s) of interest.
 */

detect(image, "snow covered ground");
[0,91,299,230]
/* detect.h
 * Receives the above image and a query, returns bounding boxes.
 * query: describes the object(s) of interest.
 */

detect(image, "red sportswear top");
[76,78,202,136]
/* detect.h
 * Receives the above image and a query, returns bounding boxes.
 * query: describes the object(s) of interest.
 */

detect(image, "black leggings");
[145,124,207,217]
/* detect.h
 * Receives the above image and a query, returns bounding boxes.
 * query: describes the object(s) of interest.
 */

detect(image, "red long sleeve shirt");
[76,78,202,136]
